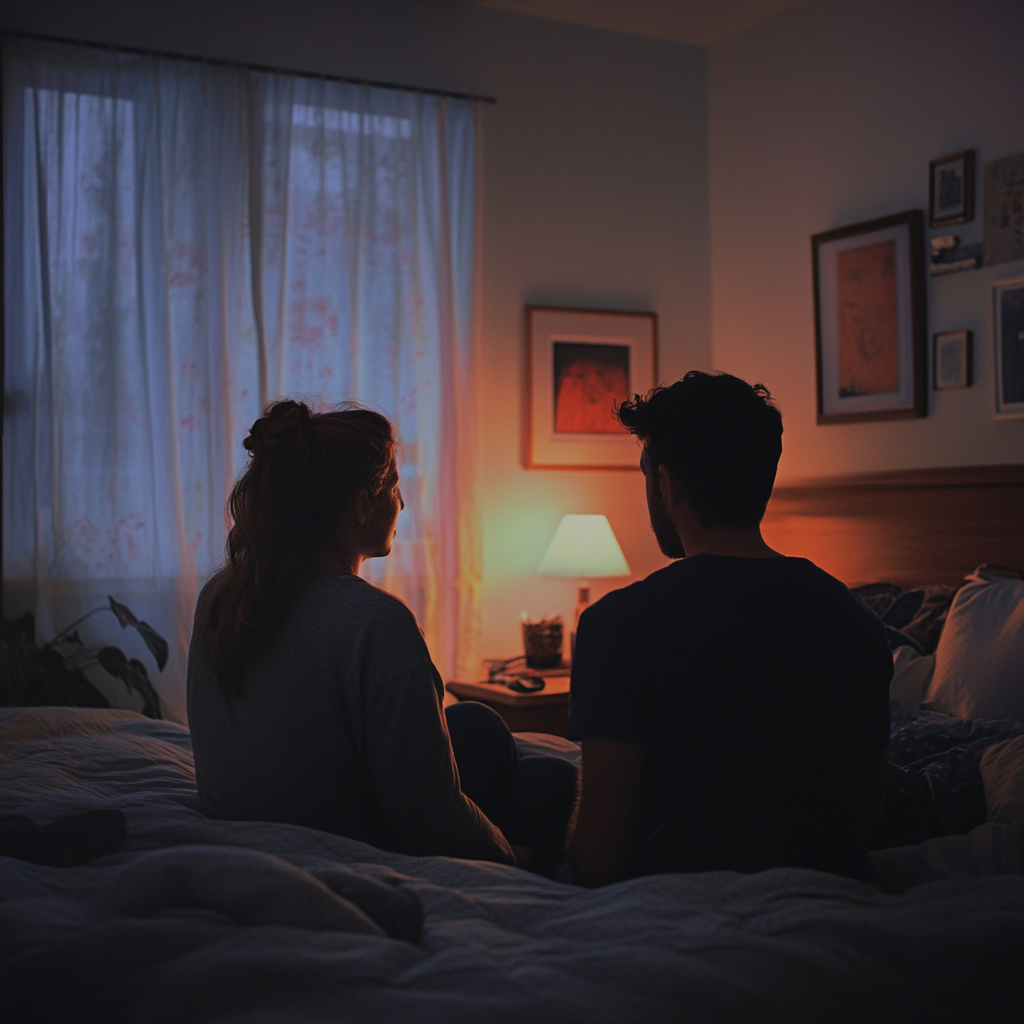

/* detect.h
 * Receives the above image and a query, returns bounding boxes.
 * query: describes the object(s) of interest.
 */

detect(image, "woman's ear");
[353,489,373,527]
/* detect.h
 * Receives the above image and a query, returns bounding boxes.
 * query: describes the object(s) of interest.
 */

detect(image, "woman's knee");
[446,701,516,753]
[445,702,518,809]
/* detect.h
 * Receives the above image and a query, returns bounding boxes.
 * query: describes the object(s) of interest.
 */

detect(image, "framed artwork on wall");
[525,306,657,469]
[929,150,974,227]
[811,209,927,425]
[993,276,1024,419]
[933,330,972,390]
[984,151,1024,267]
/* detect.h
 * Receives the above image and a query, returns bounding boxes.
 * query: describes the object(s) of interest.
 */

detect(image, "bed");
[3,465,1024,1023]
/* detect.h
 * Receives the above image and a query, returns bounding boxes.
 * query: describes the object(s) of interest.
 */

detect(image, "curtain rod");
[3,29,497,105]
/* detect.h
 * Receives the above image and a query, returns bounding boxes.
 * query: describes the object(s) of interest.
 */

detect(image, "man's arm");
[567,737,644,887]
[868,748,887,844]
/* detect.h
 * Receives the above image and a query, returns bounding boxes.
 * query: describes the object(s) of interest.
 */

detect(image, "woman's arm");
[361,653,514,864]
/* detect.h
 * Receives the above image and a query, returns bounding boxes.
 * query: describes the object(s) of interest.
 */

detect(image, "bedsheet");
[880,701,1024,845]
[2,707,1023,1023]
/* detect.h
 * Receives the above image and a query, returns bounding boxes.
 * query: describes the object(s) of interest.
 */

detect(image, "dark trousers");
[446,701,579,874]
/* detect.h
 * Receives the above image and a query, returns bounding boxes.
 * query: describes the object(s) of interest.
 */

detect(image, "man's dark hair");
[617,371,783,527]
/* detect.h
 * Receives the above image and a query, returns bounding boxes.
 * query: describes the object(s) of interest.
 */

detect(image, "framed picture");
[812,209,927,424]
[526,306,657,469]
[984,151,1024,266]
[993,276,1024,418]
[933,330,972,390]
[929,150,974,227]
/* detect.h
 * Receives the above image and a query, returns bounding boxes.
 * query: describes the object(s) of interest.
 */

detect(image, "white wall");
[3,0,709,663]
[710,0,1024,484]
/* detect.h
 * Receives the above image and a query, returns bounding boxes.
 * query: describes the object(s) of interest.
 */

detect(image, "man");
[566,372,891,886]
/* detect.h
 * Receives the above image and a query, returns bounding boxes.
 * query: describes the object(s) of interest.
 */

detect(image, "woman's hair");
[206,400,396,694]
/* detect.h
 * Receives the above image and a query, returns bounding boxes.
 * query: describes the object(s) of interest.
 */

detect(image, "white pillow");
[980,736,1024,823]
[924,569,1024,722]
[889,646,935,705]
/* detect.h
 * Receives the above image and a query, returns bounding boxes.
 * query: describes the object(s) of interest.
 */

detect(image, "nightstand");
[445,675,570,736]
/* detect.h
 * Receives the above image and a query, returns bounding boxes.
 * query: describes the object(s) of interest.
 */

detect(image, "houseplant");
[0,597,167,719]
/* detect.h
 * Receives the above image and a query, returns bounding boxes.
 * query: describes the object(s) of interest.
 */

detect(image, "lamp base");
[575,582,591,627]
[570,582,591,664]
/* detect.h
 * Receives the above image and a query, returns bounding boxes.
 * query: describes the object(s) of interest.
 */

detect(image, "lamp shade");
[538,515,631,578]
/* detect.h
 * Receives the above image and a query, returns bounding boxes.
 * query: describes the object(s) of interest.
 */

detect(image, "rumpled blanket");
[852,582,959,653]
[2,707,1023,1024]
[879,702,1024,847]
[96,844,423,938]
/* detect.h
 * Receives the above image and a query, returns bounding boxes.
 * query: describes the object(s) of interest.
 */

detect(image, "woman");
[187,400,577,870]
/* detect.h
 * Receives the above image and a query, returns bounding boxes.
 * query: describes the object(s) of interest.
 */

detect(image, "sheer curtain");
[3,38,482,722]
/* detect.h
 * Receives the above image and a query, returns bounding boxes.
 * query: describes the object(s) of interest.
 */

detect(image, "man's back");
[568,555,892,879]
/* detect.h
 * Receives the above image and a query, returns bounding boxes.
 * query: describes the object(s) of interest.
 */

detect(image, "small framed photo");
[993,276,1024,418]
[812,209,927,424]
[929,150,974,227]
[984,152,1024,266]
[526,306,657,468]
[933,330,972,390]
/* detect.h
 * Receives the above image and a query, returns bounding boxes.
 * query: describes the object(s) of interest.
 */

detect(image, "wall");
[3,0,709,664]
[709,0,1024,485]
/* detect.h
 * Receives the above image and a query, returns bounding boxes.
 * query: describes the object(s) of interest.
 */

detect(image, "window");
[3,38,482,720]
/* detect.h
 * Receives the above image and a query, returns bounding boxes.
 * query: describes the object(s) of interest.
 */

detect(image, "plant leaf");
[107,597,168,672]
[108,597,139,629]
[97,646,130,688]
[97,646,162,719]
[127,658,163,719]
[136,621,169,671]
[55,630,86,653]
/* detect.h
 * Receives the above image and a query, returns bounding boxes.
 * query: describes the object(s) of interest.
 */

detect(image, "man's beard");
[648,491,685,559]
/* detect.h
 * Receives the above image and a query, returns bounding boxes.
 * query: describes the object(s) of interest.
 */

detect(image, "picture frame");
[933,330,972,390]
[984,151,1024,267]
[812,209,927,424]
[929,150,974,227]
[526,306,657,469]
[993,276,1024,419]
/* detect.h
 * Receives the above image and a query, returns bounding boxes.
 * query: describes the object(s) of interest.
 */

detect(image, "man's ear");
[657,463,686,509]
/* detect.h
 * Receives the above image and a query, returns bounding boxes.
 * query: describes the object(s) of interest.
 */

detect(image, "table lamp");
[538,514,631,652]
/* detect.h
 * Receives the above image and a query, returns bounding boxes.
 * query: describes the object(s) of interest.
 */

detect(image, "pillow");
[853,581,958,653]
[924,567,1024,722]
[889,646,935,705]
[980,736,1024,823]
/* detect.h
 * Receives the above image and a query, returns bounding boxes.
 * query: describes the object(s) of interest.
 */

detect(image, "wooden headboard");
[761,464,1024,588]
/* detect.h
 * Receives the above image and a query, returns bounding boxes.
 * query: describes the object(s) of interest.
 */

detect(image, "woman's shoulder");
[301,570,420,630]
[297,572,430,678]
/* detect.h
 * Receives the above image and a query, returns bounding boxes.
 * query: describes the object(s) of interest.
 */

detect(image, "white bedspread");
[2,707,1022,1023]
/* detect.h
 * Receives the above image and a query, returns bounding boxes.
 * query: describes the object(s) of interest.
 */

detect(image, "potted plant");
[0,597,167,719]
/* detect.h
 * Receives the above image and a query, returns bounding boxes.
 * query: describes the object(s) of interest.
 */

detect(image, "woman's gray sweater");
[187,570,513,863]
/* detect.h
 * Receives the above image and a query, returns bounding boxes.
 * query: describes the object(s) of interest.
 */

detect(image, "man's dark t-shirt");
[568,555,892,880]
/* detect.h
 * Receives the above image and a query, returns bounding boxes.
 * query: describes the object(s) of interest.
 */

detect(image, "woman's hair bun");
[244,400,313,458]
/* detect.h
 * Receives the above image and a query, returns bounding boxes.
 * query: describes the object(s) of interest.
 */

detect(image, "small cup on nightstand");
[521,615,564,669]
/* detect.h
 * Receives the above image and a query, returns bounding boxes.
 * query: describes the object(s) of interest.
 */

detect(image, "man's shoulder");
[581,562,681,621]
[776,558,885,617]
[772,556,858,596]
[582,555,869,623]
